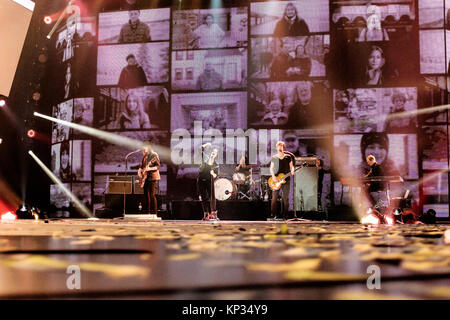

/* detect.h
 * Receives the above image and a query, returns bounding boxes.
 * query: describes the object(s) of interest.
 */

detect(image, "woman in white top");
[193,14,225,48]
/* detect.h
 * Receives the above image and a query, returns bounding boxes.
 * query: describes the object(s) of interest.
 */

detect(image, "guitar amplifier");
[133,176,144,194]
[295,156,318,167]
[107,176,132,194]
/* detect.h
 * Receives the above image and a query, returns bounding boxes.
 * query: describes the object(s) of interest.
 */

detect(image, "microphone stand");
[286,152,307,222]
[123,149,140,217]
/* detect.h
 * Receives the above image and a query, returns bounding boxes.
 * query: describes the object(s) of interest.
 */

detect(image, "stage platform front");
[0,219,449,299]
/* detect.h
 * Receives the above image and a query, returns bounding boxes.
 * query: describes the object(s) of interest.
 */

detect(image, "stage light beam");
[28,150,93,218]
[33,112,171,160]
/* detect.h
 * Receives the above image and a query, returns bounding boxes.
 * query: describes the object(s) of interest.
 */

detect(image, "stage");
[0,219,449,299]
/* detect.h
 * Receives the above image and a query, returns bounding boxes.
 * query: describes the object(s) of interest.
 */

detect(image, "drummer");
[235,154,252,182]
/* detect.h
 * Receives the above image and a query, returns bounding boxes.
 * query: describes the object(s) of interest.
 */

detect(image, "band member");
[364,154,384,207]
[235,154,252,179]
[197,143,219,220]
[139,141,160,216]
[316,159,325,211]
[270,141,295,220]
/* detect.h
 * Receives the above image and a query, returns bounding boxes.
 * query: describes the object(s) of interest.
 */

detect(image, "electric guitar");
[268,164,305,191]
[138,156,159,188]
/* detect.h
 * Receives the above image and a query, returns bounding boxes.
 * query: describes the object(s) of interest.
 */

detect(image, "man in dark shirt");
[118,54,148,89]
[270,40,290,80]
[119,10,151,43]
[270,141,295,220]
[364,155,384,206]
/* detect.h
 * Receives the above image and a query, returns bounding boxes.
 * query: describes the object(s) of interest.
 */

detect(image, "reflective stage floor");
[0,219,449,299]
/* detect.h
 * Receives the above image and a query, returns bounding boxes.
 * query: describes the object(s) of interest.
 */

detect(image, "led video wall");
[47,0,450,217]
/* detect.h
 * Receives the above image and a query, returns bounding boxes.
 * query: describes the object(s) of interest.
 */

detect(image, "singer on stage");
[138,141,160,216]
[197,143,219,221]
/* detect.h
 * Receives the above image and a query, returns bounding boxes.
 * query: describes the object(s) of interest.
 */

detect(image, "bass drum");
[214,178,236,201]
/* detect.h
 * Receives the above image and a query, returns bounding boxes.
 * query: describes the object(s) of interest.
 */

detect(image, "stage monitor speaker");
[133,176,144,194]
[294,166,318,211]
[107,176,132,194]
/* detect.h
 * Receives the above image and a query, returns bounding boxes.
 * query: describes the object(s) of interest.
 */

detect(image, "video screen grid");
[47,1,450,217]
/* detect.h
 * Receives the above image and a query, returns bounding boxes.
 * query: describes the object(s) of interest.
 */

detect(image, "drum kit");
[214,167,269,201]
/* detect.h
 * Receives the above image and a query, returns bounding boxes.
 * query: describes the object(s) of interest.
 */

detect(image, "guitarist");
[270,141,295,220]
[139,141,160,216]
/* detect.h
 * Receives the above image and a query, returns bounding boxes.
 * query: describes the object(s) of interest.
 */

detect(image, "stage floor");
[0,218,450,299]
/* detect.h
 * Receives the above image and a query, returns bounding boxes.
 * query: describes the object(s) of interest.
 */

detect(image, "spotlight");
[15,204,33,219]
[44,16,52,24]
[27,129,36,138]
[0,211,17,222]
[0,96,6,107]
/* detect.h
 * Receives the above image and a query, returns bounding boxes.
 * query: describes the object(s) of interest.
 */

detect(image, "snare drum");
[214,178,236,201]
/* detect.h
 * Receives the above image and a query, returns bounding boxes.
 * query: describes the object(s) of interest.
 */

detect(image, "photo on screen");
[423,171,449,203]
[96,86,169,130]
[419,0,444,28]
[172,7,248,50]
[334,87,417,134]
[421,77,448,124]
[248,80,331,129]
[52,100,73,144]
[51,141,73,182]
[72,140,92,181]
[72,183,92,209]
[422,126,448,170]
[171,91,247,132]
[331,1,415,42]
[55,16,97,62]
[250,0,329,36]
[330,42,416,87]
[72,98,94,139]
[171,48,247,91]
[97,42,169,87]
[420,30,445,74]
[50,184,71,209]
[94,131,168,173]
[98,8,170,45]
[250,35,328,80]
[333,133,418,180]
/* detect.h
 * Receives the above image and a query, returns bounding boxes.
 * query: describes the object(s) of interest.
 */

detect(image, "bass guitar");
[138,156,159,188]
[268,164,305,191]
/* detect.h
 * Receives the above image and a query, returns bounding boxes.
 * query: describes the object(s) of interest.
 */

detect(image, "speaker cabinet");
[294,166,318,211]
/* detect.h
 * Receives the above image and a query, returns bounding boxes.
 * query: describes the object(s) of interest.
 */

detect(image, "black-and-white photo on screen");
[171,48,247,91]
[334,133,418,180]
[55,17,96,62]
[250,35,329,80]
[172,7,248,50]
[98,8,170,44]
[334,87,417,134]
[52,100,73,144]
[72,98,94,138]
[94,131,168,173]
[96,86,169,130]
[332,1,415,42]
[72,140,92,181]
[171,91,247,132]
[422,126,449,170]
[97,42,169,87]
[248,80,331,129]
[423,172,449,218]
[51,141,73,182]
[420,30,445,74]
[250,0,329,36]
[72,183,92,209]
[419,0,444,28]
[50,184,71,209]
